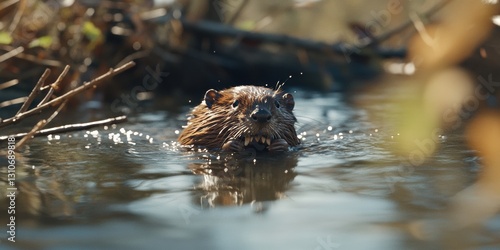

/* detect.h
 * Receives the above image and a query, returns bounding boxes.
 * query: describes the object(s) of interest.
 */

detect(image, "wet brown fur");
[178,86,300,150]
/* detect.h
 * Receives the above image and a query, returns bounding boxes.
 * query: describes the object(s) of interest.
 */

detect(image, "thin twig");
[8,0,25,34]
[0,61,135,128]
[0,97,27,108]
[227,0,249,25]
[16,68,51,115]
[0,79,19,90]
[44,100,68,125]
[409,12,435,47]
[0,0,19,11]
[37,65,70,107]
[1,116,128,140]
[0,46,24,63]
[116,49,151,67]
[361,0,452,48]
[15,120,45,149]
[0,45,63,67]
[15,99,68,149]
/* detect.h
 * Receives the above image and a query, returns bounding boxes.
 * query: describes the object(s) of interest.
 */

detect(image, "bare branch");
[8,0,25,34]
[38,65,70,107]
[0,61,135,128]
[0,46,24,63]
[227,0,249,25]
[15,99,68,149]
[361,0,452,48]
[0,45,63,67]
[0,0,19,11]
[1,116,128,141]
[16,68,51,115]
[0,79,19,90]
[0,97,27,108]
[14,120,46,149]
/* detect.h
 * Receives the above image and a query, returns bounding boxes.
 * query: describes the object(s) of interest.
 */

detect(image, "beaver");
[178,86,300,152]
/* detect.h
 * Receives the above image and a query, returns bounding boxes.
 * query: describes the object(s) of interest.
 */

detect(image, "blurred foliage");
[0,31,13,44]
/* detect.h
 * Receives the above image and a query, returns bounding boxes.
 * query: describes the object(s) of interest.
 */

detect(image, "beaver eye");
[232,100,239,108]
[274,100,280,109]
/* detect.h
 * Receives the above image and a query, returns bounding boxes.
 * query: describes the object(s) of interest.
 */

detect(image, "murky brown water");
[1,89,498,250]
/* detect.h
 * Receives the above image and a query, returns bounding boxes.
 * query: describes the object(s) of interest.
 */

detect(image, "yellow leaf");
[0,32,13,45]
[83,21,102,41]
[29,36,53,48]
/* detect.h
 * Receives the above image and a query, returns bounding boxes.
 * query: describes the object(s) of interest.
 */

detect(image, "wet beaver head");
[178,86,300,152]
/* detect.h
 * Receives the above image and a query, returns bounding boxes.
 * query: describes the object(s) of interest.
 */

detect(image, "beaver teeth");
[243,136,272,146]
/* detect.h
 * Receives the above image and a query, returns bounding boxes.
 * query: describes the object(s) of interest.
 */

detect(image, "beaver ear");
[204,89,220,109]
[282,93,295,111]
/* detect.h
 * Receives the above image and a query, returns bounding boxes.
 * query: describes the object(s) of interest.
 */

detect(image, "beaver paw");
[222,139,245,152]
[267,139,289,152]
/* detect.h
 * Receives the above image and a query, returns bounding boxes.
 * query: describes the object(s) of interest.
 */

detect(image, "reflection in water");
[0,132,165,224]
[188,151,298,208]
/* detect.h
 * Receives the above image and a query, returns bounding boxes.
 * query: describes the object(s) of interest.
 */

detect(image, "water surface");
[1,89,497,250]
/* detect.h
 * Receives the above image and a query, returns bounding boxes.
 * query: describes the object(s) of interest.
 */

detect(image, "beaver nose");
[251,108,272,123]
